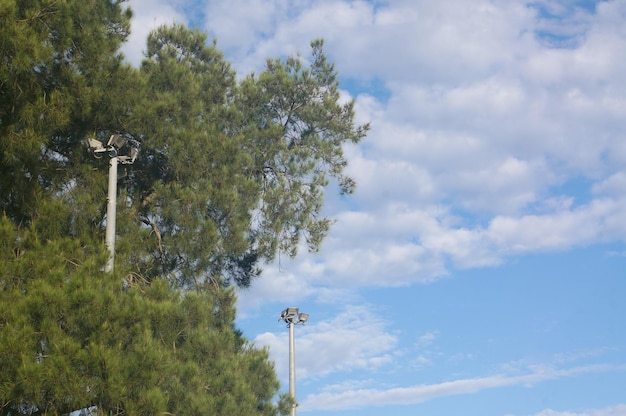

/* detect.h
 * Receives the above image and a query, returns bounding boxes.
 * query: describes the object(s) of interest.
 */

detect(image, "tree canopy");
[0,0,367,414]
[0,217,292,415]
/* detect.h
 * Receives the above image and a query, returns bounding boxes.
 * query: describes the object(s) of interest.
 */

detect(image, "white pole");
[289,320,296,416]
[104,156,118,273]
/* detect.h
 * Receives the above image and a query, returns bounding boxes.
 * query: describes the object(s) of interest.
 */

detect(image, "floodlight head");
[118,147,139,164]
[85,138,105,151]
[129,147,139,163]
[107,134,127,149]
[298,313,309,324]
[84,138,106,158]
[281,307,300,323]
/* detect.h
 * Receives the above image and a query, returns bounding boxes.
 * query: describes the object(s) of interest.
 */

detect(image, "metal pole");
[289,320,296,416]
[104,156,118,273]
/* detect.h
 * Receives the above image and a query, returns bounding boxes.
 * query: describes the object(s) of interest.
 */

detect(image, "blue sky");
[122,1,626,415]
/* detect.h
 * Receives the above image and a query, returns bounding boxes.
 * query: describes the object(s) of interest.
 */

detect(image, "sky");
[121,1,626,415]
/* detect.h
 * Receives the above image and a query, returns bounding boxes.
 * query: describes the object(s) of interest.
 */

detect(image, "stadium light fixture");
[279,307,309,416]
[84,134,139,273]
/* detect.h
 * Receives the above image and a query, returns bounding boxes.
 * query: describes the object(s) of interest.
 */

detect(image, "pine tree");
[113,27,369,288]
[0,216,291,415]
[1,1,367,414]
[0,0,133,225]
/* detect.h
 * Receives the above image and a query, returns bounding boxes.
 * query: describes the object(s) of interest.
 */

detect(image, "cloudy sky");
[122,1,626,415]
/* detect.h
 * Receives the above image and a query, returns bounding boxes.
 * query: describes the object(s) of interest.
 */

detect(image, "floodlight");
[84,132,137,274]
[128,147,139,163]
[281,307,299,323]
[119,147,140,164]
[85,138,105,151]
[107,134,127,149]
[279,307,309,416]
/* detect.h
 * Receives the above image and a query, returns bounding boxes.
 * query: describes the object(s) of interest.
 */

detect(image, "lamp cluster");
[280,307,308,416]
[280,307,309,326]
[84,133,139,273]
[85,134,138,164]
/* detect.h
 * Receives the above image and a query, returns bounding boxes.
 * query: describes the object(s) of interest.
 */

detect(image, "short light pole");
[280,307,309,416]
[85,135,138,273]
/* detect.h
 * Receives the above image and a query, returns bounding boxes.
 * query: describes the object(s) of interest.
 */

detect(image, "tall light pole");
[85,134,138,273]
[280,307,309,416]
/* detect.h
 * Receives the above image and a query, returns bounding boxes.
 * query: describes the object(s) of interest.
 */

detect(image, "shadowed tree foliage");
[0,0,366,414]
[118,26,369,288]
[0,0,134,225]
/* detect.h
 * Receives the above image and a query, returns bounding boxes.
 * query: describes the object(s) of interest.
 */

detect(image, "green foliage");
[118,31,369,287]
[238,38,369,261]
[1,6,368,287]
[0,216,284,415]
[124,24,260,287]
[0,0,133,224]
[1,0,367,414]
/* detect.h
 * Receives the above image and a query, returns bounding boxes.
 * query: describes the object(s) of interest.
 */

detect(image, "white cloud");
[300,364,626,411]
[121,0,189,65]
[203,0,284,51]
[236,264,319,313]
[254,305,398,380]
[253,191,626,288]
[485,197,626,254]
[234,192,626,291]
[530,404,626,416]
[593,173,626,197]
